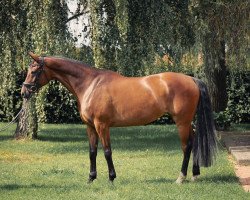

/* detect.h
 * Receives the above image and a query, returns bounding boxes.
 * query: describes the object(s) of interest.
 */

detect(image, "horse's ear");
[28,52,39,62]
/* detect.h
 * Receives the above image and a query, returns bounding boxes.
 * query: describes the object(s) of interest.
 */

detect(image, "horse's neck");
[46,57,96,97]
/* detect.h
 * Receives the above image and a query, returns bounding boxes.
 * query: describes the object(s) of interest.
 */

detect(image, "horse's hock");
[221,131,250,192]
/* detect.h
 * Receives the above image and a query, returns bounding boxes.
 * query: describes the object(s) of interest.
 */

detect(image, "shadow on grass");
[0,135,14,141]
[38,125,181,153]
[145,178,175,184]
[203,174,239,183]
[145,174,239,185]
[0,183,80,191]
[38,127,86,142]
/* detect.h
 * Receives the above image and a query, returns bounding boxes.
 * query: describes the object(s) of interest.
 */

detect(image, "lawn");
[0,123,249,200]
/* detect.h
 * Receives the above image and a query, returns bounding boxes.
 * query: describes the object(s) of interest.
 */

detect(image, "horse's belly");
[111,100,166,127]
[112,112,165,127]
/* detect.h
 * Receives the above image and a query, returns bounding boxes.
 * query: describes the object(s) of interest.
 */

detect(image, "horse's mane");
[46,56,92,68]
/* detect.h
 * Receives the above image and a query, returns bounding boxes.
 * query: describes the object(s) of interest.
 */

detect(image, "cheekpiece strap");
[38,57,45,67]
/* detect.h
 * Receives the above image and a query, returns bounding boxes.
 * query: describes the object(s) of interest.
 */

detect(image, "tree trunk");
[203,36,228,113]
[14,97,38,139]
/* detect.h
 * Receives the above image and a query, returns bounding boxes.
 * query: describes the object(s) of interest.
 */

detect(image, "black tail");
[193,78,217,167]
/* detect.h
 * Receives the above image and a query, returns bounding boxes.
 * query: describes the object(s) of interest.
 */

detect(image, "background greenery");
[0,0,249,130]
[0,1,249,197]
[0,124,249,200]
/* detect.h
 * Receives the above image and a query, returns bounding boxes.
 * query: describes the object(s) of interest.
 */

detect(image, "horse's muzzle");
[21,86,32,99]
[21,82,39,99]
[21,90,30,99]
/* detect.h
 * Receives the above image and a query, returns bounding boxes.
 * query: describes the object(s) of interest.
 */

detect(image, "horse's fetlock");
[109,171,116,181]
[89,171,97,180]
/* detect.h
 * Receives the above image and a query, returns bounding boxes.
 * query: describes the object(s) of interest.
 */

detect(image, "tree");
[0,0,37,139]
[1,0,248,130]
[15,99,38,139]
[192,0,249,113]
[0,0,73,139]
[90,0,119,70]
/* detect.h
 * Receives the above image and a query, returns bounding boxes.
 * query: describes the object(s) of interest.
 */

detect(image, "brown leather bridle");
[22,57,46,93]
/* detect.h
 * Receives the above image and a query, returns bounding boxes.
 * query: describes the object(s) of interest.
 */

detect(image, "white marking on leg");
[176,172,186,184]
[191,175,199,182]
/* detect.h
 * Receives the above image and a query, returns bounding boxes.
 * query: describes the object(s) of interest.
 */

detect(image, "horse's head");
[21,52,49,99]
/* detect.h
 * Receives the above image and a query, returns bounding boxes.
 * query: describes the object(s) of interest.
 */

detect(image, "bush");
[213,111,231,131]
[43,81,81,123]
[213,71,250,130]
[151,114,174,125]
[227,71,250,123]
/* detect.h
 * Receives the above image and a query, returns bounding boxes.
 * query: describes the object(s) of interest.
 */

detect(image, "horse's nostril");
[21,91,29,99]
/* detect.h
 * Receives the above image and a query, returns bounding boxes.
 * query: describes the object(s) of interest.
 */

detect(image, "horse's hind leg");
[191,161,200,181]
[191,126,200,181]
[175,124,194,184]
[86,125,99,182]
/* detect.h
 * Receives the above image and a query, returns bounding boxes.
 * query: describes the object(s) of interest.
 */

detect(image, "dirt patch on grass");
[0,151,52,163]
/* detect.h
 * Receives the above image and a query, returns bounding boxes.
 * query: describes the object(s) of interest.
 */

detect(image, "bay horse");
[21,52,217,184]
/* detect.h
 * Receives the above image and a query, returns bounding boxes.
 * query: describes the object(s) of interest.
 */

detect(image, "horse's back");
[84,72,199,127]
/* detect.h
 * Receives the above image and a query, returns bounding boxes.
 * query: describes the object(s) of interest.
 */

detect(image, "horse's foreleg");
[95,123,116,181]
[175,124,193,184]
[87,125,99,182]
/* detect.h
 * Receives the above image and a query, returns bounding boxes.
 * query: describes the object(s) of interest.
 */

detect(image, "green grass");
[230,123,250,132]
[0,123,249,200]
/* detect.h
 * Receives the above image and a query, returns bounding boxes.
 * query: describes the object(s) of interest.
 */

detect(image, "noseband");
[22,57,45,93]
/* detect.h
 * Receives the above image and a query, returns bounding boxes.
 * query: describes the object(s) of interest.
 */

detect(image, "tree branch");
[65,11,85,24]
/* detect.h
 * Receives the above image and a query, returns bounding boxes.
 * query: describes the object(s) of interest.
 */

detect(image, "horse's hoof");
[88,171,97,183]
[191,175,199,182]
[109,171,116,182]
[88,174,97,184]
[88,179,93,184]
[175,172,186,184]
[109,176,116,182]
[88,178,95,184]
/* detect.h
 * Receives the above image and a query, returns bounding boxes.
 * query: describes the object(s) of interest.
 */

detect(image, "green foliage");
[227,71,250,123]
[90,0,119,70]
[43,82,80,123]
[0,0,81,125]
[213,111,231,131]
[0,0,249,127]
[189,0,249,113]
[213,71,250,130]
[115,0,195,76]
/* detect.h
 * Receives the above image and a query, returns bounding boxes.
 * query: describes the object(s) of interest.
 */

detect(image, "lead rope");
[0,107,25,132]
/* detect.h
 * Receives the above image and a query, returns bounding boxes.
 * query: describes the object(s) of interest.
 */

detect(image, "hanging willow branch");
[65,11,86,23]
[65,0,89,24]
